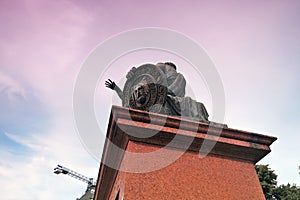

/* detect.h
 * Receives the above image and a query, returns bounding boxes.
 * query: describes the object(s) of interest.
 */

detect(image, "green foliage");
[255,164,278,199]
[255,164,300,200]
[273,184,300,200]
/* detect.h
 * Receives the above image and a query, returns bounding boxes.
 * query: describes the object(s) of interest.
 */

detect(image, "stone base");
[94,106,276,200]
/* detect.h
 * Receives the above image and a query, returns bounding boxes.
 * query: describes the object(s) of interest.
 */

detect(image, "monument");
[105,62,209,122]
[94,62,277,199]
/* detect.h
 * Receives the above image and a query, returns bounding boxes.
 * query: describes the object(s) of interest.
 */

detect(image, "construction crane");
[53,164,94,191]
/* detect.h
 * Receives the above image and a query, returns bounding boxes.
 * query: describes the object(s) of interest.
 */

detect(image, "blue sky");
[1,0,300,199]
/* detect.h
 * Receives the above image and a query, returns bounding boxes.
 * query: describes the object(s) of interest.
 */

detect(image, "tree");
[255,164,300,200]
[273,184,300,200]
[255,164,278,199]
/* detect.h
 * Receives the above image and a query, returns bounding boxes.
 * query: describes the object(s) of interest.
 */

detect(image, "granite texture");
[94,106,276,200]
[121,141,265,200]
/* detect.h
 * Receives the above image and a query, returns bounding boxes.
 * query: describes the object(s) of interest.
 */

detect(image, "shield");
[122,64,168,113]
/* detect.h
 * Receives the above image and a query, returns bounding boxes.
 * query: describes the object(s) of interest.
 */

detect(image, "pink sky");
[1,0,300,199]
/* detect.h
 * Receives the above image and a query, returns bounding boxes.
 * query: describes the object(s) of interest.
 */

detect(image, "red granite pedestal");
[94,106,276,200]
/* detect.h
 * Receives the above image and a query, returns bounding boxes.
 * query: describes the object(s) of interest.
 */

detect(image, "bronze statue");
[105,62,209,122]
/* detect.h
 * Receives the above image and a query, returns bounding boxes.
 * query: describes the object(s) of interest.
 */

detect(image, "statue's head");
[156,62,177,73]
[164,62,177,70]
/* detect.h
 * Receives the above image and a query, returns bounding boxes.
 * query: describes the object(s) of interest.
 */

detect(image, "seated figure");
[156,62,209,122]
[105,62,209,122]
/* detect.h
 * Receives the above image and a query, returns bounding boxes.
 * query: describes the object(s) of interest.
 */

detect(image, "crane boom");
[54,164,93,186]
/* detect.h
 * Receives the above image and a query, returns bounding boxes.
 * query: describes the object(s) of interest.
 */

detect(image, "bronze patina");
[105,62,209,122]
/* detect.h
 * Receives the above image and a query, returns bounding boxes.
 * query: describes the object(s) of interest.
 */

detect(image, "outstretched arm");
[105,79,123,100]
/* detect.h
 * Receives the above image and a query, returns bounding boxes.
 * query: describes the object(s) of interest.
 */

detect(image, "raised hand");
[105,79,116,90]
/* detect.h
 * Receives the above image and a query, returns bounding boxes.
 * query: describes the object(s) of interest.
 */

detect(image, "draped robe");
[159,65,209,122]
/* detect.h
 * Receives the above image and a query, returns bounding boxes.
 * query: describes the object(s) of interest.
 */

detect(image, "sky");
[0,0,300,199]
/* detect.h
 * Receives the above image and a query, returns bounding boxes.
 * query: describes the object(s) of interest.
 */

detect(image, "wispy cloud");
[1,127,98,199]
[1,0,300,199]
[0,71,26,102]
[0,1,100,199]
[4,132,44,151]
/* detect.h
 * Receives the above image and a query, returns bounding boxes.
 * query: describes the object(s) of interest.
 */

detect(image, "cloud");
[0,1,100,199]
[1,0,300,199]
[4,132,43,151]
[1,126,99,199]
[0,71,26,102]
